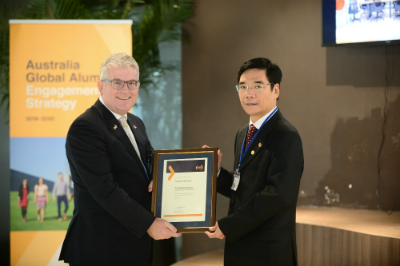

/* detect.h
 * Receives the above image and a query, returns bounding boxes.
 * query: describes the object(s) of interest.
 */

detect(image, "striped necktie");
[118,116,142,161]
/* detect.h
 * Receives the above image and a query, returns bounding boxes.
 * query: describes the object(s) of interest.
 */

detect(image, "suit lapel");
[234,126,247,169]
[238,110,282,171]
[127,116,150,176]
[93,100,147,178]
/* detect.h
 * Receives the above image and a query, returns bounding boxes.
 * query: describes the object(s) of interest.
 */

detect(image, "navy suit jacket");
[218,110,304,266]
[59,100,155,266]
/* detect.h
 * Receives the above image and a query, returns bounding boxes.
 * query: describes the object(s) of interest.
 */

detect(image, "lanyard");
[237,106,278,170]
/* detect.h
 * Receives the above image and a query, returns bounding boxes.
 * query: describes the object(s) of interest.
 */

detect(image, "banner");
[9,20,132,266]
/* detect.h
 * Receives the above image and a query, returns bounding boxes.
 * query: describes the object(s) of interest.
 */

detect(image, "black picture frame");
[151,148,218,233]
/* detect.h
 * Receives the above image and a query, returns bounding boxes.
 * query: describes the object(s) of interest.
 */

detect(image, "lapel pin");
[133,125,137,129]
[258,143,262,147]
[113,125,118,130]
[251,150,255,155]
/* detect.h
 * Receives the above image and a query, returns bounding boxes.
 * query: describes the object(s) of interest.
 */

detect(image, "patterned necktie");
[245,124,258,150]
[118,116,142,161]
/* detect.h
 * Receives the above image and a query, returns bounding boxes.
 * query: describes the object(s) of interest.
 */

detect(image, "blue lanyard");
[237,106,278,170]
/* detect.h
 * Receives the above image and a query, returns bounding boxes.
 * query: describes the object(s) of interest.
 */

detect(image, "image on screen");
[335,0,400,44]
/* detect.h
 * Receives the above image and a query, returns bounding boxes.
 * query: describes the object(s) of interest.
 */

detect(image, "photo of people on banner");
[10,137,73,230]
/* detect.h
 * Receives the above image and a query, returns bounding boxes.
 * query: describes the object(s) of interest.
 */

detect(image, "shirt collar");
[99,96,127,120]
[249,106,277,129]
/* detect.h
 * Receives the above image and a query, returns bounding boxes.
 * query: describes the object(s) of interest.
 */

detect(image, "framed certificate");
[151,148,218,233]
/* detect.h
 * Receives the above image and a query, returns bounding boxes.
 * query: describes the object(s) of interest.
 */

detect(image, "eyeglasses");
[235,83,271,92]
[102,79,140,90]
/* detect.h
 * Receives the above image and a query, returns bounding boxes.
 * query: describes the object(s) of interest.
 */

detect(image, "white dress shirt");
[99,97,142,161]
[249,106,278,129]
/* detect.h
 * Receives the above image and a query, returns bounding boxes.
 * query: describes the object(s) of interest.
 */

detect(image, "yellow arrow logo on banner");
[168,166,175,180]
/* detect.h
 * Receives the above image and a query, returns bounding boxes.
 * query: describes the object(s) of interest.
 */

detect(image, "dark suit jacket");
[59,100,155,266]
[217,110,304,266]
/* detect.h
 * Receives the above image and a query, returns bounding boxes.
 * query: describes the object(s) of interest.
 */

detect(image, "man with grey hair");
[59,53,180,266]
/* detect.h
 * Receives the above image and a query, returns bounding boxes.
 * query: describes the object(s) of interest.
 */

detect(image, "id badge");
[231,170,240,191]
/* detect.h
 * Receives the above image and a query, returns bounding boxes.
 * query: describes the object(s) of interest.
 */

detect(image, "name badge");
[231,170,240,191]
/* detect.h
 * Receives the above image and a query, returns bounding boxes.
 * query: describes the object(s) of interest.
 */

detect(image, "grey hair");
[99,53,140,80]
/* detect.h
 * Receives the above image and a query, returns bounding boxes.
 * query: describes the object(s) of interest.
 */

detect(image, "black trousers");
[21,207,27,217]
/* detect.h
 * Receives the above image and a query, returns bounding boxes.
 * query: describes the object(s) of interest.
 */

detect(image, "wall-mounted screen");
[322,0,400,46]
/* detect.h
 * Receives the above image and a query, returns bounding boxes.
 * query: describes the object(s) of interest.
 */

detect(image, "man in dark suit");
[205,58,304,266]
[59,53,180,266]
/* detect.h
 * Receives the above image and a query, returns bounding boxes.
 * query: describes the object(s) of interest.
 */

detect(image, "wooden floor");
[172,250,224,266]
[172,207,400,266]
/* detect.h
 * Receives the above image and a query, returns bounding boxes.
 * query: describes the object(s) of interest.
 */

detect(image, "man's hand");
[147,218,181,240]
[53,197,56,201]
[205,222,225,239]
[148,180,153,192]
[202,145,223,171]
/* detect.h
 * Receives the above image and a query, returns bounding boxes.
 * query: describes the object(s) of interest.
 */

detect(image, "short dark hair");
[237,57,282,90]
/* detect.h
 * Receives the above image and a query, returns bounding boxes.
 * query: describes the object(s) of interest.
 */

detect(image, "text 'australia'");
[26,60,80,70]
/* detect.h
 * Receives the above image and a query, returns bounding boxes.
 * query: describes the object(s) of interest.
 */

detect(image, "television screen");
[322,0,400,46]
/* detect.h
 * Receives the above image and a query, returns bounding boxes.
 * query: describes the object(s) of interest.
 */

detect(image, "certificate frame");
[151,148,218,233]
